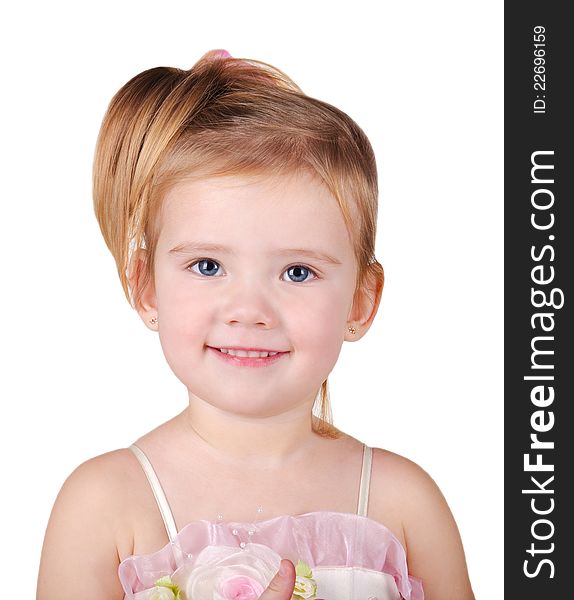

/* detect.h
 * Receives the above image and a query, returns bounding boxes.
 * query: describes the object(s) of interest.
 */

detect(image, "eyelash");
[186,258,319,283]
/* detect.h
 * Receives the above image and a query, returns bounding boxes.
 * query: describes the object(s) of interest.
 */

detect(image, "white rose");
[133,585,176,600]
[172,543,281,600]
[293,575,317,599]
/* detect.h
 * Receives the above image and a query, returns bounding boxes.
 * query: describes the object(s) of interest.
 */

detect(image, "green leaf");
[294,560,313,578]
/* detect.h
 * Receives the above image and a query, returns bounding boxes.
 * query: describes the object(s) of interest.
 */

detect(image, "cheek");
[290,286,351,358]
[155,271,208,325]
[154,279,208,361]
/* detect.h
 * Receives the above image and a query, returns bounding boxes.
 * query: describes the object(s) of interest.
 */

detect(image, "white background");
[1,1,503,598]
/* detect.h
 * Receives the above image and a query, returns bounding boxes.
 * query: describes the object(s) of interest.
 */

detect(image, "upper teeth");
[219,348,279,358]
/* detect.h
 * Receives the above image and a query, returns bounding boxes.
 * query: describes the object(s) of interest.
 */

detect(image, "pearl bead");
[232,528,238,535]
[239,541,246,548]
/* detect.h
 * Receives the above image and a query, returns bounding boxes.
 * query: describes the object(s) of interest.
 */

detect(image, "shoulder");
[47,448,142,552]
[366,448,434,543]
[369,447,475,599]
[369,447,446,515]
[37,448,140,599]
[60,448,140,505]
[69,446,139,482]
[368,448,460,543]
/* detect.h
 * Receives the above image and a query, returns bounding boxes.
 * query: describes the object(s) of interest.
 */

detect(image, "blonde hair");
[93,51,384,438]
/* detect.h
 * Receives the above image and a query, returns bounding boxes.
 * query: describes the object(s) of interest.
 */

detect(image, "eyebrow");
[168,242,342,265]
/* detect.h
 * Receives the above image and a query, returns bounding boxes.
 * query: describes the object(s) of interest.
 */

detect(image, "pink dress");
[119,444,424,600]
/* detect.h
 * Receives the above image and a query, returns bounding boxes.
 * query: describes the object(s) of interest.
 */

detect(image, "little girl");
[37,50,474,600]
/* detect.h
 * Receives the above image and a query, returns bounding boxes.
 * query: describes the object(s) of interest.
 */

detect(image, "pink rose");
[172,543,281,600]
[220,574,265,599]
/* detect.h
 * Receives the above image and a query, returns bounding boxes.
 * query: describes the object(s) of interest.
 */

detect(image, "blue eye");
[189,259,222,277]
[284,265,316,283]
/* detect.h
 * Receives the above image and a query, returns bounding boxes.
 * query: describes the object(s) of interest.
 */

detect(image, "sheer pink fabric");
[119,511,424,599]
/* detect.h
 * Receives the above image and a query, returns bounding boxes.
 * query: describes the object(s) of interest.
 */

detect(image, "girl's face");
[147,171,359,418]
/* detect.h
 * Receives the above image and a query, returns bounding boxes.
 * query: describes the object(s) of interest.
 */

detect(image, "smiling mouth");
[217,348,279,358]
[207,346,289,366]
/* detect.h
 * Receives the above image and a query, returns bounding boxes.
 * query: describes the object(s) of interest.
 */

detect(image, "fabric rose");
[171,543,281,600]
[292,560,318,599]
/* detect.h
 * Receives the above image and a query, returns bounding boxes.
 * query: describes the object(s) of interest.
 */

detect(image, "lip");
[207,346,289,368]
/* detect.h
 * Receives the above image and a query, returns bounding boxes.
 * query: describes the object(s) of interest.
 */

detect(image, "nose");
[221,277,277,329]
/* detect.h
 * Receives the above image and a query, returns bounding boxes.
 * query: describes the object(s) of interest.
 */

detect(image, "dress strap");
[356,444,373,517]
[129,444,178,542]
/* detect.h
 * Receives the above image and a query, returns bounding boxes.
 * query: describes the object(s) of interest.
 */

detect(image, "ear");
[345,263,384,342]
[128,249,158,331]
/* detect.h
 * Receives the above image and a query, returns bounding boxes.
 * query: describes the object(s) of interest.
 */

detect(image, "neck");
[182,392,321,470]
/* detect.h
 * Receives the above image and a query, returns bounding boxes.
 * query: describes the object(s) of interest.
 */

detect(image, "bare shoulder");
[69,446,142,488]
[54,448,144,536]
[369,447,475,600]
[370,446,429,489]
[37,448,140,600]
[369,447,445,513]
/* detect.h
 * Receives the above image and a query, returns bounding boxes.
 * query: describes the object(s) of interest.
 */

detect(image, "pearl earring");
[348,326,356,334]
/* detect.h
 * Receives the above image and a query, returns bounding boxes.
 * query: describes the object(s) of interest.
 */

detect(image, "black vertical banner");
[505,3,573,599]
